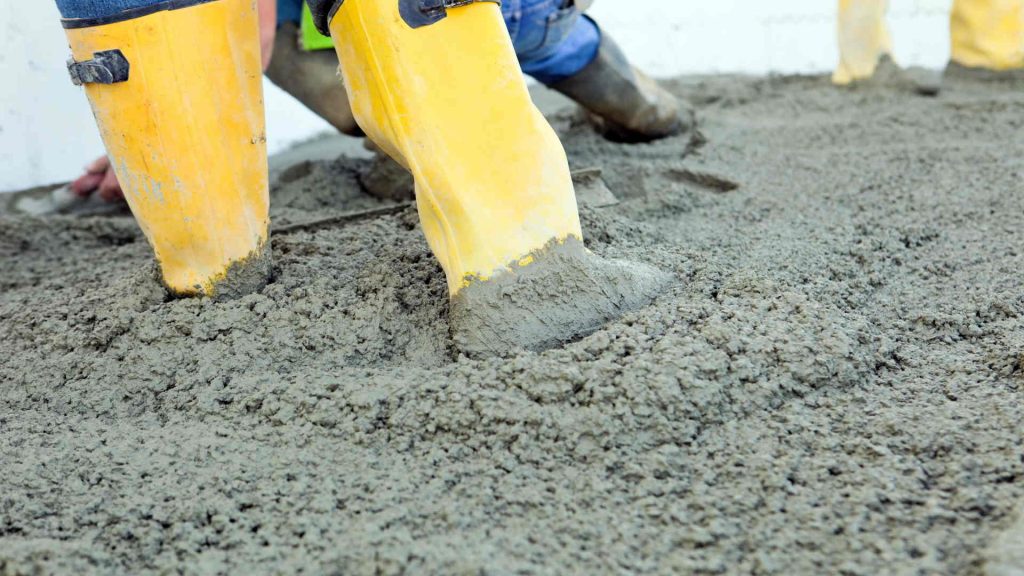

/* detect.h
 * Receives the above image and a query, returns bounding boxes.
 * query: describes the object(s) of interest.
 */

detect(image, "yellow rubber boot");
[318,0,667,355]
[63,0,271,298]
[950,0,1024,71]
[327,0,580,297]
[833,0,893,85]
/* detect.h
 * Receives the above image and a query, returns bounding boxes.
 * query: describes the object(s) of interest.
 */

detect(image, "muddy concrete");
[451,236,670,357]
[986,508,1024,576]
[207,244,274,303]
[1,72,1023,574]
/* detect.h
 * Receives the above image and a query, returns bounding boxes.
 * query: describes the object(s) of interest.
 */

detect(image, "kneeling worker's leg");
[506,0,686,142]
[265,1,363,137]
[306,0,667,356]
[950,0,1024,71]
[57,0,271,298]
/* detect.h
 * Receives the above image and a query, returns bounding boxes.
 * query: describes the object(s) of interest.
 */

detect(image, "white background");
[0,0,951,192]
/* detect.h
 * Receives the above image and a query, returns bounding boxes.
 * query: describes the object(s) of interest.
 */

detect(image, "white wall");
[588,0,951,77]
[1,0,952,192]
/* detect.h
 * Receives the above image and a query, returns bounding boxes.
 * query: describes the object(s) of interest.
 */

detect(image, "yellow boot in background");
[833,0,893,85]
[314,0,667,356]
[63,0,271,298]
[950,0,1024,71]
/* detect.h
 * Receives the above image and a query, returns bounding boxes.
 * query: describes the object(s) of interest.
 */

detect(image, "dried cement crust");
[450,236,670,357]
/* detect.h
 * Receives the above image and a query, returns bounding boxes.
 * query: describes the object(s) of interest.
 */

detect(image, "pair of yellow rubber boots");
[834,0,1024,84]
[63,0,666,355]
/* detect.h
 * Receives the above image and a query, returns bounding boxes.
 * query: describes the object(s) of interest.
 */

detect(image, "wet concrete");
[1,72,1023,574]
[451,236,670,357]
[986,509,1024,576]
[206,244,274,302]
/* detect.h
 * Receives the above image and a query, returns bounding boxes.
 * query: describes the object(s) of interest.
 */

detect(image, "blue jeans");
[55,0,599,84]
[278,0,599,84]
[500,0,600,84]
[56,0,211,22]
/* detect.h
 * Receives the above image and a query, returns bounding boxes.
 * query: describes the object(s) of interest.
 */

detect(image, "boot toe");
[598,90,694,143]
[450,237,671,358]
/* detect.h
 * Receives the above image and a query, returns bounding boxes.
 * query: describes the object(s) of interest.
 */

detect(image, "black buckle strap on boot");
[398,0,501,29]
[305,0,344,36]
[67,50,130,86]
[307,0,500,35]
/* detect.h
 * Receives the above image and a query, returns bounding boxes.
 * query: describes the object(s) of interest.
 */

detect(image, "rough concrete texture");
[451,236,670,357]
[206,244,273,302]
[1,72,1023,574]
[986,509,1024,576]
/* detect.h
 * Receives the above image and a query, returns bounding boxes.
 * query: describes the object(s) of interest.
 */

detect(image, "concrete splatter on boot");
[63,0,271,299]
[451,237,670,358]
[306,0,671,357]
[550,32,692,143]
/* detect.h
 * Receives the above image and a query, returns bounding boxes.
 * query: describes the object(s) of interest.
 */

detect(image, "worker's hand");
[69,156,124,203]
[258,0,277,71]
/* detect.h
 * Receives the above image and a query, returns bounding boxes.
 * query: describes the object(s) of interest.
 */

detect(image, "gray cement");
[1,71,1023,574]
[986,509,1024,576]
[206,244,274,303]
[451,236,670,357]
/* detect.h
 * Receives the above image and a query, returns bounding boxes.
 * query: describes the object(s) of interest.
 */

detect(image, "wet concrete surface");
[1,73,1023,574]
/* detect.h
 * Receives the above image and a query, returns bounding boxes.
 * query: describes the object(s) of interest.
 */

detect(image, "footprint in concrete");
[665,167,740,193]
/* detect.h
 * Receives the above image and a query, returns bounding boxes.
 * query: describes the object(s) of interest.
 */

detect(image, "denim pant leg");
[502,0,600,85]
[277,0,303,26]
[55,0,210,20]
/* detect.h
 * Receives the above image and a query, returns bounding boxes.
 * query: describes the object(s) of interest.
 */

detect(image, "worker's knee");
[503,0,601,84]
[503,0,581,61]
